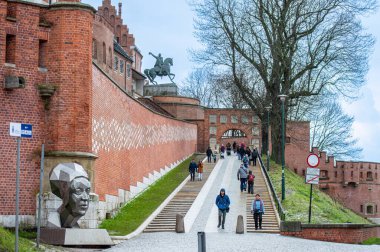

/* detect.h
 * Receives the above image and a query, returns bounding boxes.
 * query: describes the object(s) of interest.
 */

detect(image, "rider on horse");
[149,52,164,75]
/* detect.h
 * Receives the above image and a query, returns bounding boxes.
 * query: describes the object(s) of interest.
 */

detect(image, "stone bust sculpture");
[49,163,91,228]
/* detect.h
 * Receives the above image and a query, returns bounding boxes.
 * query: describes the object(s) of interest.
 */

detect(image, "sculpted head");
[50,163,91,228]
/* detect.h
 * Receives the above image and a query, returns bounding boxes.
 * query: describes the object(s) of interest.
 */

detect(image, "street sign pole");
[36,144,45,248]
[15,137,21,252]
[308,184,313,224]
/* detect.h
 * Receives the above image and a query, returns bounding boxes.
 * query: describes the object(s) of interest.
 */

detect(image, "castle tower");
[118,0,122,17]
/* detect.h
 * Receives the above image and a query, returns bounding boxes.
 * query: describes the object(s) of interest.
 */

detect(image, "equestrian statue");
[144,52,175,85]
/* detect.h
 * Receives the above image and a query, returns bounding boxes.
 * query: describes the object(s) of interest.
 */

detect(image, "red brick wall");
[92,65,197,200]
[282,226,380,244]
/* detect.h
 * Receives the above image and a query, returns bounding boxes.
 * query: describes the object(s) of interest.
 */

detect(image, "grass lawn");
[362,237,380,245]
[263,156,371,224]
[100,155,198,236]
[0,227,39,252]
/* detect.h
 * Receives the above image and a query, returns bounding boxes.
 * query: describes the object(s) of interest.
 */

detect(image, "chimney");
[118,0,122,17]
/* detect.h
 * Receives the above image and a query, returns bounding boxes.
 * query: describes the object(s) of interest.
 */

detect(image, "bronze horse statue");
[144,55,175,85]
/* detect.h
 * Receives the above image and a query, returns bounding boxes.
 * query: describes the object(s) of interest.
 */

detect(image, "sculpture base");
[40,228,114,247]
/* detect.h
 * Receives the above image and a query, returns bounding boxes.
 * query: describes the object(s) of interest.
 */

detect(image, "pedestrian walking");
[215,188,230,229]
[189,159,198,181]
[220,144,225,159]
[237,164,248,192]
[242,154,249,168]
[213,151,217,163]
[239,145,245,160]
[197,160,203,181]
[252,147,258,166]
[245,147,252,165]
[232,141,237,153]
[251,194,265,230]
[206,146,213,163]
[247,170,255,194]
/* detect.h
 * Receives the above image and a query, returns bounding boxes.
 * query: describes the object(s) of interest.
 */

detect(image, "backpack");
[248,174,255,182]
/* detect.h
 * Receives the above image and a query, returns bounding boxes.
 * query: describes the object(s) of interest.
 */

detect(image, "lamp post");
[265,106,271,171]
[278,94,287,201]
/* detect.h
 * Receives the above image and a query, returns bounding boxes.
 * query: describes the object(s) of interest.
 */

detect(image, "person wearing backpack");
[237,164,248,192]
[215,188,230,229]
[251,194,265,230]
[247,170,255,194]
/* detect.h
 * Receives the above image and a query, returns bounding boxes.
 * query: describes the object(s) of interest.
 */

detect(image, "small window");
[110,15,115,26]
[252,116,259,124]
[209,127,217,135]
[92,39,97,59]
[376,173,378,180]
[367,205,374,215]
[367,171,373,181]
[252,127,260,136]
[6,34,16,64]
[351,171,354,178]
[285,137,291,143]
[302,170,305,176]
[108,47,112,68]
[209,115,217,123]
[127,64,131,78]
[120,60,124,73]
[122,34,127,45]
[102,42,106,64]
[38,40,47,68]
[335,171,337,178]
[376,205,378,213]
[241,115,249,124]
[103,7,109,18]
[360,205,363,212]
[114,56,118,70]
[7,3,17,19]
[294,168,297,174]
[231,115,238,124]
[320,170,328,178]
[220,115,227,124]
[251,139,259,147]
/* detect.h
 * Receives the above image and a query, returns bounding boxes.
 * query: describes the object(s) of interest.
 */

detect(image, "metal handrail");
[258,155,286,221]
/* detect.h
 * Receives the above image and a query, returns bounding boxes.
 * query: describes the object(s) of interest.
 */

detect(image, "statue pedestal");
[40,228,114,247]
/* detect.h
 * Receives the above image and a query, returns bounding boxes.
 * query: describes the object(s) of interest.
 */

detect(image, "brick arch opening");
[220,128,249,147]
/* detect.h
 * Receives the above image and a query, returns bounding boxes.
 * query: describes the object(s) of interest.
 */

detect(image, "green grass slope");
[0,227,39,252]
[100,155,199,236]
[264,157,371,224]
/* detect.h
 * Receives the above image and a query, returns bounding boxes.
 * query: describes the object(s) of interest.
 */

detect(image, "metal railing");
[258,155,286,221]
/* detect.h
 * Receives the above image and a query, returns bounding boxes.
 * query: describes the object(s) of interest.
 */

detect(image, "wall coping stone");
[281,221,380,231]
[49,2,96,14]
[45,151,98,159]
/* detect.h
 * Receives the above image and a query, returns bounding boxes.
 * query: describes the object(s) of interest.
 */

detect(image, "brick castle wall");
[92,65,197,201]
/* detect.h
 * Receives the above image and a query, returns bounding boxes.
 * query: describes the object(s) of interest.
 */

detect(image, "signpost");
[306,154,320,224]
[10,123,32,252]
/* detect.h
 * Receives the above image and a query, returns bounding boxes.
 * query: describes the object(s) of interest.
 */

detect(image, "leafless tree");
[190,0,375,163]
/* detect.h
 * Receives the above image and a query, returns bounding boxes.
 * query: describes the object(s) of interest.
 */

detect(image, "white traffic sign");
[10,123,32,138]
[306,168,320,184]
[307,154,320,168]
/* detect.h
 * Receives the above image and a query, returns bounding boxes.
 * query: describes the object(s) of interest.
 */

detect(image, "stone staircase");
[246,164,280,233]
[144,160,215,233]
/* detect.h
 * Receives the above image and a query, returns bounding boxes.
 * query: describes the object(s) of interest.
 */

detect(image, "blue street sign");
[10,123,32,138]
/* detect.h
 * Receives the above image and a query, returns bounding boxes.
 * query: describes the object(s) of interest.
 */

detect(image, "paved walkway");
[106,155,380,251]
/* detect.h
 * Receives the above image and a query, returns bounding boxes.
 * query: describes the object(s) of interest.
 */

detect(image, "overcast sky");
[83,0,380,163]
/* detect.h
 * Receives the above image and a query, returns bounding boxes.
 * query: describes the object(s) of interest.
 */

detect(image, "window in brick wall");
[114,56,118,71]
[335,171,337,178]
[120,60,124,74]
[108,47,112,68]
[320,170,328,178]
[285,137,291,143]
[6,3,17,19]
[231,115,238,124]
[209,126,217,135]
[302,169,305,176]
[252,126,260,136]
[367,171,373,181]
[220,115,227,124]
[209,115,217,123]
[102,42,106,64]
[360,205,363,212]
[351,171,354,178]
[38,39,47,68]
[367,205,374,215]
[242,115,249,124]
[5,34,16,64]
[294,168,297,174]
[376,173,378,180]
[360,172,363,179]
[251,139,259,148]
[376,205,378,213]
[92,39,97,59]
[123,34,127,46]
[252,115,259,124]
[103,7,109,18]
[127,64,131,78]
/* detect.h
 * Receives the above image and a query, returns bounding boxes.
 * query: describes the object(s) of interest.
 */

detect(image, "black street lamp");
[278,94,287,201]
[265,106,271,171]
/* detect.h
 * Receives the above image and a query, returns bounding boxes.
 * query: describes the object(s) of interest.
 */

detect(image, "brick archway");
[219,128,249,147]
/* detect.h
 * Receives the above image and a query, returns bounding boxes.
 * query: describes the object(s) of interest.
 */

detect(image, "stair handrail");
[258,155,286,221]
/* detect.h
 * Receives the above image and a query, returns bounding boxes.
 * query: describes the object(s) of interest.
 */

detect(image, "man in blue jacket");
[215,188,230,229]
[251,193,265,230]
[189,159,198,181]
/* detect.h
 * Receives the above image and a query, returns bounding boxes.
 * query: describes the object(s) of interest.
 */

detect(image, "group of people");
[215,189,265,231]
[188,159,204,181]
[206,142,259,166]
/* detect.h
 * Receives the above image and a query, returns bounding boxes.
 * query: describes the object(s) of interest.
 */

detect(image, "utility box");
[4,76,26,89]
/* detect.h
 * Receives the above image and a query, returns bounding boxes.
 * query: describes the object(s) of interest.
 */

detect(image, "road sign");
[307,154,320,168]
[10,123,32,138]
[306,168,320,184]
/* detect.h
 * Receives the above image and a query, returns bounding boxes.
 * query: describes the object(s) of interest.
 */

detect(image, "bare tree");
[190,0,375,163]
